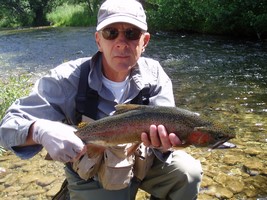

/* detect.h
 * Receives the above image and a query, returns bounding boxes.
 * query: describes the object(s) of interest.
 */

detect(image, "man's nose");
[116,32,129,48]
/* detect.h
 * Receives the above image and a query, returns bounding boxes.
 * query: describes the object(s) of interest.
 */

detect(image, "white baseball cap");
[96,0,148,31]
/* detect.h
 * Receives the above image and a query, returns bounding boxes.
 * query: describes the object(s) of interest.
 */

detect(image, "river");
[0,27,267,199]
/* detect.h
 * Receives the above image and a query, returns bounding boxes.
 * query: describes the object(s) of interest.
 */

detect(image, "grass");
[0,74,33,155]
[46,3,97,27]
[0,74,32,120]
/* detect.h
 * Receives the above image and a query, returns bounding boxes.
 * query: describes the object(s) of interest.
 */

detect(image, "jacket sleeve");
[0,59,83,159]
[149,62,175,107]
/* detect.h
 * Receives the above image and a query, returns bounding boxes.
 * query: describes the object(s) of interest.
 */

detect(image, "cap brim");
[96,16,147,31]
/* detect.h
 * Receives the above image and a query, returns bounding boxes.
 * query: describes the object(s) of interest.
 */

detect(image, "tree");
[0,0,31,26]
[0,0,53,26]
[29,0,51,26]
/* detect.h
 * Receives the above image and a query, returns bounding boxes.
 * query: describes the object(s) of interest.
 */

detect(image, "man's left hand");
[141,124,182,152]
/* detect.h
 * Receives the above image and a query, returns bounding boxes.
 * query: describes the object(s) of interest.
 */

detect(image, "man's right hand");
[32,119,86,163]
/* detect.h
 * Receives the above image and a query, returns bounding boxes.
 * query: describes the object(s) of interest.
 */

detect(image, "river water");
[0,27,267,199]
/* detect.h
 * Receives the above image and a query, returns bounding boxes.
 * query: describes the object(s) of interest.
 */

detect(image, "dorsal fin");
[114,104,145,114]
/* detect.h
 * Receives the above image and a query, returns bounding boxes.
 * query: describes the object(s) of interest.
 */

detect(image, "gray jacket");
[0,52,175,159]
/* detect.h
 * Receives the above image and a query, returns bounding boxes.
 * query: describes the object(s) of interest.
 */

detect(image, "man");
[0,0,202,199]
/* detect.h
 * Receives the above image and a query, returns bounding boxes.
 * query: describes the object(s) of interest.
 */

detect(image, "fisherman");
[0,0,203,199]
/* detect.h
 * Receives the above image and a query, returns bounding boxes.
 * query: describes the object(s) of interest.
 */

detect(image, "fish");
[75,104,235,149]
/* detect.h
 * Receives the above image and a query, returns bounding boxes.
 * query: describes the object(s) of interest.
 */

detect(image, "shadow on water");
[0,27,267,199]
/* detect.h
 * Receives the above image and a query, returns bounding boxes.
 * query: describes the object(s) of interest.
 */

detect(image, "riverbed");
[0,27,266,199]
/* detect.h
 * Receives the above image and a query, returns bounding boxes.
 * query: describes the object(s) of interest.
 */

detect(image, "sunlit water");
[0,27,266,199]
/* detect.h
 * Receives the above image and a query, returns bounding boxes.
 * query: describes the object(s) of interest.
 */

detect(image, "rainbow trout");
[75,104,235,149]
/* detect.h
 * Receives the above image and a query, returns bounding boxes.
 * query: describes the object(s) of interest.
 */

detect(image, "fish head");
[186,124,235,148]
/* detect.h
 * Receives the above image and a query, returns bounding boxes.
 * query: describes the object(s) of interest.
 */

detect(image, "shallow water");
[0,27,97,74]
[0,27,266,199]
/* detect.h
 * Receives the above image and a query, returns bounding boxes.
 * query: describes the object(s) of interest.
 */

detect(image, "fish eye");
[217,133,225,139]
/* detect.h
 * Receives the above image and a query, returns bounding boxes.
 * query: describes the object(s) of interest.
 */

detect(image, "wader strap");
[75,60,99,120]
[130,85,150,105]
[52,179,70,200]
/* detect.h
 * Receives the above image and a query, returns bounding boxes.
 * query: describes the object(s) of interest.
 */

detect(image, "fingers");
[169,133,182,146]
[141,124,182,151]
[150,125,161,147]
[70,145,87,162]
[141,125,160,147]
[157,125,172,149]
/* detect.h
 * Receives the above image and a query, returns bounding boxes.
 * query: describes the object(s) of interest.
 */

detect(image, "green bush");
[46,3,96,27]
[0,74,32,120]
[147,0,196,32]
[147,0,267,38]
[0,10,33,28]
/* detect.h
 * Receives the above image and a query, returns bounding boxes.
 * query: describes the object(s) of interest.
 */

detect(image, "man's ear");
[142,32,150,52]
[95,32,103,52]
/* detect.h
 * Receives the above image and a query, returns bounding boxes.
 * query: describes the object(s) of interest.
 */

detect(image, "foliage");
[47,3,96,26]
[0,0,33,27]
[0,74,32,121]
[146,0,267,39]
[0,146,6,156]
[0,0,52,27]
[0,0,99,27]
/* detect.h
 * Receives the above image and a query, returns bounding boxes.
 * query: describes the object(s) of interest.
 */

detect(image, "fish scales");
[75,104,235,147]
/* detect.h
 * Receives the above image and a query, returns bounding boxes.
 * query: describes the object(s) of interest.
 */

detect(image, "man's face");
[95,23,150,81]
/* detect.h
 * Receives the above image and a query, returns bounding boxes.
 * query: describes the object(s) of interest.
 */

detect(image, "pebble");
[222,154,242,165]
[204,185,234,199]
[244,185,258,198]
[227,178,245,193]
[36,176,56,187]
[46,182,63,197]
[0,167,7,178]
[20,189,47,197]
[19,175,39,184]
[4,186,22,192]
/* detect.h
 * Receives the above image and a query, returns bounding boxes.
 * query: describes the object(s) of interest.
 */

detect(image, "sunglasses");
[101,27,144,40]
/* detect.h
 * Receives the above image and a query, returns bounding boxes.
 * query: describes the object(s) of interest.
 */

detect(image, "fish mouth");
[210,138,231,150]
